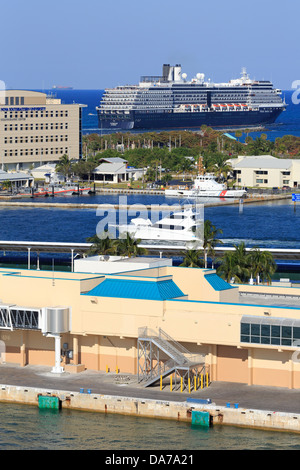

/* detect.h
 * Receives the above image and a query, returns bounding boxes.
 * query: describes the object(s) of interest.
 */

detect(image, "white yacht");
[165,173,246,198]
[118,208,203,242]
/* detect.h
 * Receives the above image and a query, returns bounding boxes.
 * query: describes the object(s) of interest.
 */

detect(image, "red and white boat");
[19,182,92,197]
[165,174,246,198]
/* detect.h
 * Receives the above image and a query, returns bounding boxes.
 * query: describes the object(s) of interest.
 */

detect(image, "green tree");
[56,154,73,180]
[217,251,240,283]
[86,232,117,256]
[235,130,243,142]
[247,247,276,284]
[180,249,203,268]
[212,154,232,181]
[217,243,276,285]
[203,220,223,268]
[116,232,148,258]
[217,242,250,283]
[1,180,12,191]
[72,159,97,181]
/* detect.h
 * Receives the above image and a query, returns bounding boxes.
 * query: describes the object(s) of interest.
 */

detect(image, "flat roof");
[239,293,300,308]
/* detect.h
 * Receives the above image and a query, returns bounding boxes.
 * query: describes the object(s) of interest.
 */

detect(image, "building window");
[241,316,300,347]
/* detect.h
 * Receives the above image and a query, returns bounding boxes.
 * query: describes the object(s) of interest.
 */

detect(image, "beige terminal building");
[1,259,300,390]
[0,90,85,171]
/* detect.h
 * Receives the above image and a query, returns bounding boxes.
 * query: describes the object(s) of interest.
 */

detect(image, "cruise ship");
[96,64,286,131]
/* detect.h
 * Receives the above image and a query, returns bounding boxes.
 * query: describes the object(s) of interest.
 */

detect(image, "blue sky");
[1,0,298,90]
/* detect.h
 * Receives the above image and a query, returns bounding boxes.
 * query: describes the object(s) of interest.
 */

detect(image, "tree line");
[56,127,300,184]
[86,219,276,284]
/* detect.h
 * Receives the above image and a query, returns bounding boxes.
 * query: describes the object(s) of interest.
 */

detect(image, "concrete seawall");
[1,384,299,433]
[0,193,291,210]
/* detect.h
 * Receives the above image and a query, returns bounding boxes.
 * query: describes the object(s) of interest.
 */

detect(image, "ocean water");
[2,196,300,249]
[1,402,299,451]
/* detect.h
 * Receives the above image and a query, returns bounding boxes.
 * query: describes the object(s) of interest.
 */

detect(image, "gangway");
[137,327,207,389]
[0,304,40,330]
[0,303,71,374]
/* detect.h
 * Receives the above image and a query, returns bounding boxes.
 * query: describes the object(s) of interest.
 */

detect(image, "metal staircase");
[137,327,206,388]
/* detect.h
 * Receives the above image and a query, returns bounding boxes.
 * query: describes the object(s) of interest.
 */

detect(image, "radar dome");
[196,73,204,80]
[182,73,187,80]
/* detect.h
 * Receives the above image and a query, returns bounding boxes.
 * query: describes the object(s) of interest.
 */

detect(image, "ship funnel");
[173,64,181,82]
[163,64,181,82]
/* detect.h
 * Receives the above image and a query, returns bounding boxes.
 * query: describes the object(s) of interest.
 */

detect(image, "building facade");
[1,262,300,390]
[0,90,85,171]
[230,155,300,189]
[92,157,145,183]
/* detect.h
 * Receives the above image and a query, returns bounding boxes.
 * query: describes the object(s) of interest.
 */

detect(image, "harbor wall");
[0,384,299,433]
[0,191,292,209]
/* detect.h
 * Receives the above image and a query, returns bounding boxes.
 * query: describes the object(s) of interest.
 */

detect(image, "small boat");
[18,183,92,197]
[118,207,203,242]
[165,173,246,198]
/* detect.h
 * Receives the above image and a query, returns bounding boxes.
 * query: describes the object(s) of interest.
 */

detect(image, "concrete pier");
[0,383,299,433]
[0,365,300,433]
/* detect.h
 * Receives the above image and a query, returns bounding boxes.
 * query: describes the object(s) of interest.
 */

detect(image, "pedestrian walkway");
[0,364,300,415]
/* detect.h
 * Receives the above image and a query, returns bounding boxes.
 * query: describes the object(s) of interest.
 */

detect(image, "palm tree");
[116,232,148,258]
[217,242,250,283]
[213,154,232,182]
[203,220,223,268]
[217,251,241,283]
[247,247,276,284]
[180,249,203,268]
[56,154,73,180]
[217,244,276,285]
[86,232,117,256]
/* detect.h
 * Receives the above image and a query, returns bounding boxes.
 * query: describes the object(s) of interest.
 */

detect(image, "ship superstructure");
[97,64,285,130]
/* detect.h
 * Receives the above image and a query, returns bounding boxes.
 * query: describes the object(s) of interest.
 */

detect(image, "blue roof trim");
[84,278,185,300]
[204,273,233,291]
